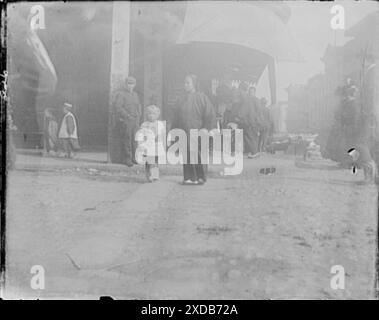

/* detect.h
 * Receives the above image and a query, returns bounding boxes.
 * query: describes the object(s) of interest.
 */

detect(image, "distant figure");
[139,105,165,182]
[325,79,360,166]
[213,77,234,131]
[6,109,17,170]
[349,145,377,184]
[227,83,259,158]
[171,74,216,185]
[58,103,80,158]
[43,108,59,156]
[222,84,246,155]
[245,86,261,158]
[258,97,274,152]
[340,85,360,147]
[114,76,142,167]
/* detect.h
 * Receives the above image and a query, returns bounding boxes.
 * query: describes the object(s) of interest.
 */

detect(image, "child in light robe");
[138,105,165,182]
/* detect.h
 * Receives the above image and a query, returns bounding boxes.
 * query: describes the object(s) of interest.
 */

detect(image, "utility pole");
[108,1,131,163]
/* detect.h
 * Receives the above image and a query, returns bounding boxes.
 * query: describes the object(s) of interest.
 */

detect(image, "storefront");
[9,2,300,154]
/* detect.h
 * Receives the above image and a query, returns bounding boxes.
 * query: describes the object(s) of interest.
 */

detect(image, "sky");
[256,0,379,101]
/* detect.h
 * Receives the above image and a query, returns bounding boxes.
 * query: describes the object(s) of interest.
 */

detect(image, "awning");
[9,9,57,96]
[25,29,58,95]
[176,1,302,62]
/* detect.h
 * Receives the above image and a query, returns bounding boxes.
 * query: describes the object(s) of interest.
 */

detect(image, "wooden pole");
[108,1,131,163]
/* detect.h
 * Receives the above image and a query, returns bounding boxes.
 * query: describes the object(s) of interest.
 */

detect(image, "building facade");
[286,10,378,143]
[10,2,299,154]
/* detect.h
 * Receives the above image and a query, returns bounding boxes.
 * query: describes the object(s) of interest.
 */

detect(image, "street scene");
[3,1,379,299]
[5,152,378,299]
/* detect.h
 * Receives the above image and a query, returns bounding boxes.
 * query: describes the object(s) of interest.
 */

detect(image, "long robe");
[234,89,260,154]
[222,89,260,154]
[242,93,260,154]
[43,116,59,152]
[112,89,142,165]
[171,91,216,182]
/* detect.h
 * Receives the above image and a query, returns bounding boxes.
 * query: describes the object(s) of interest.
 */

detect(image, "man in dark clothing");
[230,83,260,158]
[214,81,234,130]
[341,85,360,148]
[221,86,244,155]
[245,86,261,157]
[258,97,274,153]
[222,87,240,125]
[114,76,142,167]
[325,82,356,166]
[171,74,216,185]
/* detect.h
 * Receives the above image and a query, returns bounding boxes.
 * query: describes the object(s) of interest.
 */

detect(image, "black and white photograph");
[1,0,378,301]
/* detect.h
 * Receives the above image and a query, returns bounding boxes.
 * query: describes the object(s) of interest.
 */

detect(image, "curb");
[294,159,340,171]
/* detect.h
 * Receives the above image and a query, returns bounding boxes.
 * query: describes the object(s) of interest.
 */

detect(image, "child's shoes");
[151,167,159,181]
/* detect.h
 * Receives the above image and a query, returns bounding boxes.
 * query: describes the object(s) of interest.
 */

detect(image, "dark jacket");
[171,91,216,133]
[114,89,142,122]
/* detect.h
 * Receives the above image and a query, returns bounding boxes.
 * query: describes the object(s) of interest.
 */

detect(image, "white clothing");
[58,112,78,139]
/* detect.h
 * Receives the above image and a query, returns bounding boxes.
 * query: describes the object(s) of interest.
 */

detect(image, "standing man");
[114,76,142,167]
[246,86,261,158]
[258,97,274,153]
[233,82,259,158]
[341,85,360,148]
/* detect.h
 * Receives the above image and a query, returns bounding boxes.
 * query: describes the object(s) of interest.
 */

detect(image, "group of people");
[43,102,80,159]
[214,80,275,158]
[112,74,274,184]
[112,75,215,184]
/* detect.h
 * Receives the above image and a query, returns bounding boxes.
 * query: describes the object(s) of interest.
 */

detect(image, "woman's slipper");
[183,180,198,185]
[197,178,205,185]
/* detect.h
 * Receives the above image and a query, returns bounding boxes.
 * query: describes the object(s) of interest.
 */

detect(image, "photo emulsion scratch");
[1,0,378,301]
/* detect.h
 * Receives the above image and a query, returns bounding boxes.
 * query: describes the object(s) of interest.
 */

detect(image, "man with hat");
[113,76,142,166]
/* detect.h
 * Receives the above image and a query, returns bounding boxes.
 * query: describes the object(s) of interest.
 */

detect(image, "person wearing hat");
[113,76,142,166]
[58,102,80,158]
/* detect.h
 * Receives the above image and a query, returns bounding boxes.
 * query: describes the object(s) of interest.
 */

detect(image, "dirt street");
[4,154,378,299]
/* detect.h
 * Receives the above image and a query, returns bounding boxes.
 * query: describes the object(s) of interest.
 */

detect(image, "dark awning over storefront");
[168,42,269,81]
[176,1,302,63]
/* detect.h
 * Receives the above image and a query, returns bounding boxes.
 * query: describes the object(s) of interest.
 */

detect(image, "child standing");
[139,105,165,182]
[58,102,80,158]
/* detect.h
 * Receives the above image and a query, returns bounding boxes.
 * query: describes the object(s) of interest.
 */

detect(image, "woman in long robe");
[172,74,216,185]
[43,108,59,155]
